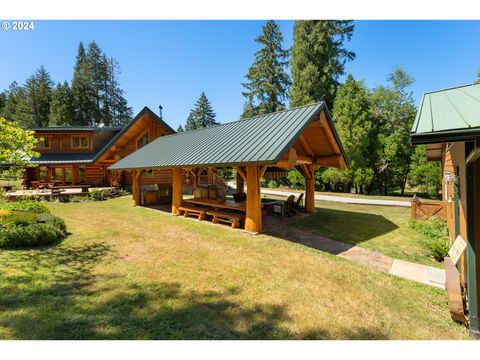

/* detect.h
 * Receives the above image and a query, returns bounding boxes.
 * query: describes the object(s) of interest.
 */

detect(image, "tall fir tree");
[0,91,6,114]
[16,66,54,128]
[332,74,374,193]
[290,20,355,109]
[184,92,218,131]
[0,82,23,123]
[71,41,132,126]
[177,124,184,132]
[104,56,132,125]
[241,20,290,118]
[72,42,95,125]
[49,81,75,125]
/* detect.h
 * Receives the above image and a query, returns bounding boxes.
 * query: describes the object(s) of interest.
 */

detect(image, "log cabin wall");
[443,142,468,284]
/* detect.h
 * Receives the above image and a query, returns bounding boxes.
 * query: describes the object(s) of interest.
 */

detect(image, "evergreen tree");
[185,92,218,130]
[0,82,24,123]
[71,41,132,126]
[177,124,184,132]
[290,20,355,109]
[16,66,54,128]
[241,20,290,118]
[332,74,374,193]
[104,56,132,125]
[476,68,480,84]
[0,91,6,114]
[185,111,196,131]
[72,42,95,125]
[49,81,75,125]
[86,41,106,125]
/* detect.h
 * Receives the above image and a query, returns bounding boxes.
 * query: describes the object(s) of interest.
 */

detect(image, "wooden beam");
[320,111,341,155]
[245,165,262,233]
[299,135,315,157]
[132,170,141,206]
[300,164,311,179]
[315,155,343,168]
[275,148,297,169]
[172,168,183,215]
[236,171,244,194]
[259,165,268,179]
[235,166,247,181]
[296,155,314,164]
[305,164,315,213]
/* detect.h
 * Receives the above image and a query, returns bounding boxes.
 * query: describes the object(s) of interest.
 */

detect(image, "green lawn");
[0,197,467,339]
[292,200,441,268]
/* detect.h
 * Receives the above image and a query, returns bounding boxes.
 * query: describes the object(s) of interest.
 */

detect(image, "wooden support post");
[305,164,315,213]
[132,169,145,206]
[172,168,183,215]
[245,165,262,233]
[236,171,244,194]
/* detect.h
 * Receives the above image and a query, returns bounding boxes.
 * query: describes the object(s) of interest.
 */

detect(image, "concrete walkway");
[260,188,411,207]
[264,216,445,289]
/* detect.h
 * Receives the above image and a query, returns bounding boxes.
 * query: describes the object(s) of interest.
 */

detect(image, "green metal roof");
[30,153,97,165]
[411,83,480,144]
[31,126,123,132]
[109,102,346,171]
[28,106,175,165]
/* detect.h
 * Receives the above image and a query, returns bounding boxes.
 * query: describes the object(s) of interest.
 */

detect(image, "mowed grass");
[292,200,441,268]
[0,197,467,339]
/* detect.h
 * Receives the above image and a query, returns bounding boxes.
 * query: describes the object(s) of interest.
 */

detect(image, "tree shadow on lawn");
[264,207,399,255]
[0,242,390,339]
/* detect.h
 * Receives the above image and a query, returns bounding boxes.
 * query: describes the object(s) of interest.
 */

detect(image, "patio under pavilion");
[109,102,348,233]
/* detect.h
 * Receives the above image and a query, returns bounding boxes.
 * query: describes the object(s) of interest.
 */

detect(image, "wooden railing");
[411,195,446,220]
[198,173,227,188]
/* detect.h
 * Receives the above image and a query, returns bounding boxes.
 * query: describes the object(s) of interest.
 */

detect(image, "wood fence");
[411,194,446,220]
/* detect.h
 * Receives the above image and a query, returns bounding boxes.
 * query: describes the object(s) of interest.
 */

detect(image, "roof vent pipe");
[159,105,163,119]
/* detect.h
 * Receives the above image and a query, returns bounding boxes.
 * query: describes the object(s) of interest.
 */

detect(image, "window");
[137,132,149,149]
[39,166,48,182]
[78,166,86,178]
[72,135,89,149]
[144,169,153,177]
[37,137,50,149]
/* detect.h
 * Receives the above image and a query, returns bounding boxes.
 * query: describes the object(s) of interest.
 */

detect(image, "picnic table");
[184,198,247,212]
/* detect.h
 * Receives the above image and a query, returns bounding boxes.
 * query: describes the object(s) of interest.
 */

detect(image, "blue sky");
[1,20,479,130]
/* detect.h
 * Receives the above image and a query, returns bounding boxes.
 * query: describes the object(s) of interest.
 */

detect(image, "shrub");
[2,211,37,227]
[89,189,111,201]
[287,169,305,190]
[36,213,67,232]
[321,168,346,192]
[409,218,448,240]
[426,237,450,262]
[267,179,279,188]
[409,218,450,262]
[2,200,50,214]
[0,223,64,248]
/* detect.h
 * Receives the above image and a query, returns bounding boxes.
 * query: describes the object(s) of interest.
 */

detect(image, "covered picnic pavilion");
[109,102,348,233]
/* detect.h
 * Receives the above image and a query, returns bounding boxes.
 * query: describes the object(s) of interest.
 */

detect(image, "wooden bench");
[206,210,245,229]
[179,205,210,220]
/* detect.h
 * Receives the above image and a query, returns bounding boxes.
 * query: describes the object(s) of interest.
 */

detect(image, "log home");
[411,83,480,337]
[25,106,176,189]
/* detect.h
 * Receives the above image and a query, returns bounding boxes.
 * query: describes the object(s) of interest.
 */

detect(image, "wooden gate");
[411,195,446,220]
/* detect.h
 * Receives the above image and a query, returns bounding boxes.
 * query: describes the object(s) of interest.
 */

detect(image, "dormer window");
[72,135,90,149]
[137,131,150,149]
[37,137,50,149]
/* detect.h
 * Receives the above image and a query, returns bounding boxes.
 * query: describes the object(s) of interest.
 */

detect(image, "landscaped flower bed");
[0,200,66,248]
